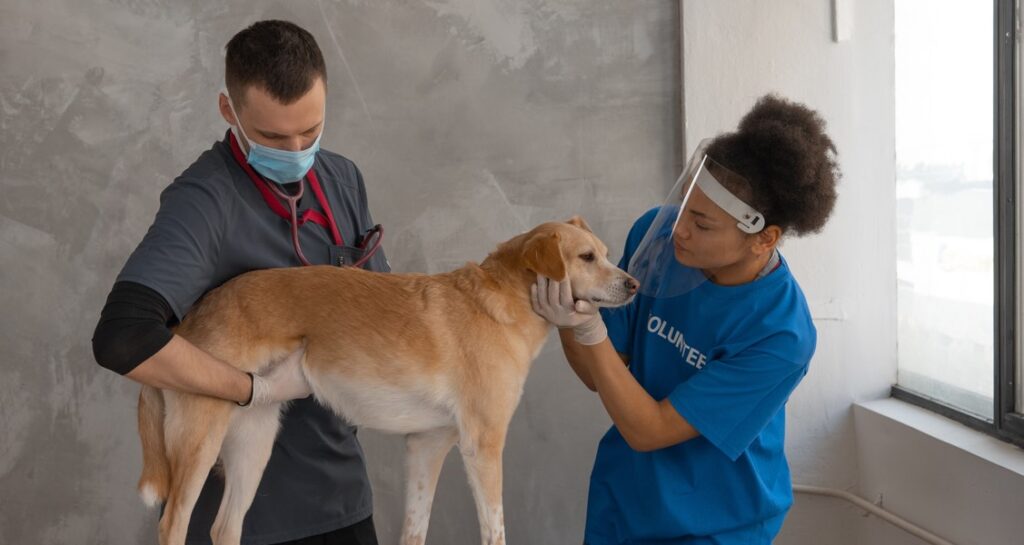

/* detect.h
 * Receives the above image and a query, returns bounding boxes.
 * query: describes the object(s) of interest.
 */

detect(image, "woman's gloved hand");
[531,275,608,345]
[243,344,313,407]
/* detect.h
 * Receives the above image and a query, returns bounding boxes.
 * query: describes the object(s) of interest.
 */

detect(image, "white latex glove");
[531,274,608,345]
[246,344,313,407]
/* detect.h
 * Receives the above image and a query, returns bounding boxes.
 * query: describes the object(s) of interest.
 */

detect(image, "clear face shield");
[627,139,764,298]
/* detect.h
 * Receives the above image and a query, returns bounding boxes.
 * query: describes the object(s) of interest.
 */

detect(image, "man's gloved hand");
[244,344,313,407]
[531,274,608,345]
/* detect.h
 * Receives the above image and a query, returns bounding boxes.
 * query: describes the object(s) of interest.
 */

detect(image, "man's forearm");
[126,335,252,404]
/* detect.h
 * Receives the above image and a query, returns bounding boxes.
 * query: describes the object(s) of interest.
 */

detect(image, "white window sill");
[854,397,1024,476]
[850,397,1024,545]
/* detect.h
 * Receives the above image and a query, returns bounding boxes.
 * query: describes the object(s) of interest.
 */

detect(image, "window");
[893,0,1022,445]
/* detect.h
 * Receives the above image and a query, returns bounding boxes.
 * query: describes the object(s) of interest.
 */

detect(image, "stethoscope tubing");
[265,177,383,268]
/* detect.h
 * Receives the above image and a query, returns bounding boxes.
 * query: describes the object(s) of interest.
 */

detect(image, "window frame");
[891,0,1024,448]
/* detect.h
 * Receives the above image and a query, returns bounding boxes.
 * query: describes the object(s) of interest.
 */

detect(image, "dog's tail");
[137,385,170,508]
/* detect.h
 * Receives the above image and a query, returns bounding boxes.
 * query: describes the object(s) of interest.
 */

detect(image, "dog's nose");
[624,277,639,294]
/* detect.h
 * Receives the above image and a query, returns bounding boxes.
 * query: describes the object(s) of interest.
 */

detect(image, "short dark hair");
[707,94,840,236]
[225,20,327,106]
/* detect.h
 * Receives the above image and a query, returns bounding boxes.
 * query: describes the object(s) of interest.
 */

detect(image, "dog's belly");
[310,372,454,434]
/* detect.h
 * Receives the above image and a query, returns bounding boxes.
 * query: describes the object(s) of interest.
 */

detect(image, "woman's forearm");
[579,339,699,452]
[558,328,598,391]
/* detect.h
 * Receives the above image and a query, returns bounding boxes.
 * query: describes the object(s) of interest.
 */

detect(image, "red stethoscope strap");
[306,170,343,245]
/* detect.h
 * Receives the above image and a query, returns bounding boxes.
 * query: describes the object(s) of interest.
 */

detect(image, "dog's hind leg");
[210,402,283,545]
[159,394,233,545]
[400,426,459,545]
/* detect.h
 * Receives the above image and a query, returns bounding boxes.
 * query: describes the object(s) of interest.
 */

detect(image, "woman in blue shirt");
[532,95,839,544]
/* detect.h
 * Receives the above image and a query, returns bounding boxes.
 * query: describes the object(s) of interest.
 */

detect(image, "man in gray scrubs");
[92,20,385,545]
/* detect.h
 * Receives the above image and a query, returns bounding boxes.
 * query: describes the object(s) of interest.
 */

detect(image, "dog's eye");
[580,252,596,262]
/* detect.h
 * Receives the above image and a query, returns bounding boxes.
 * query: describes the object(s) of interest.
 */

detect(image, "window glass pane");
[896,0,994,419]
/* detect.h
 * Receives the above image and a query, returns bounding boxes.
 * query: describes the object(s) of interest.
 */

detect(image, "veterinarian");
[92,20,385,545]
[533,95,839,544]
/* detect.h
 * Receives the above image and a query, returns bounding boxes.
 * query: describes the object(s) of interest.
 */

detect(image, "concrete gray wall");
[0,1,679,543]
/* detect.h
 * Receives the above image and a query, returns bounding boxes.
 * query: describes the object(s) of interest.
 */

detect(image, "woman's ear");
[752,225,782,256]
[522,231,567,280]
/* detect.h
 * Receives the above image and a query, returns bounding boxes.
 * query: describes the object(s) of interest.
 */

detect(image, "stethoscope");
[264,179,383,267]
[228,132,383,268]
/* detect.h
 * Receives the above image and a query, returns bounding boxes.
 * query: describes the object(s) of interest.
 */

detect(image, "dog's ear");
[566,215,593,233]
[522,231,567,281]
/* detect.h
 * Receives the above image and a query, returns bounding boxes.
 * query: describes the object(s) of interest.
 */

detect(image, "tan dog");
[137,217,637,545]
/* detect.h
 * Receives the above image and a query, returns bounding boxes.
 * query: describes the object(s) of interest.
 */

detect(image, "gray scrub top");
[117,131,388,544]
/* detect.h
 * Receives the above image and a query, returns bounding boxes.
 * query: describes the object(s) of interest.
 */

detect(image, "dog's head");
[521,216,638,308]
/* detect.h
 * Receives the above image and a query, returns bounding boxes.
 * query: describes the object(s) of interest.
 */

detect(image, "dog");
[137,216,638,545]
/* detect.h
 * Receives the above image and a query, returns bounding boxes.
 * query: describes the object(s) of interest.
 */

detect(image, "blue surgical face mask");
[224,91,324,184]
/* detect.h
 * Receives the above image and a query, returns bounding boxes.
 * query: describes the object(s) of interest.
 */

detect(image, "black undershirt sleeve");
[92,281,176,375]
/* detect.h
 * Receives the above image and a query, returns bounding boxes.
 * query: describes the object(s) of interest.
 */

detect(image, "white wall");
[682,0,899,542]
[685,3,1024,545]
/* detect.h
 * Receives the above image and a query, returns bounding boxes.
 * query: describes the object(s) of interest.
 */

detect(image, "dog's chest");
[310,372,454,434]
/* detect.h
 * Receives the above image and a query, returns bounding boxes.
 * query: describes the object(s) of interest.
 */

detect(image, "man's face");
[219,77,326,152]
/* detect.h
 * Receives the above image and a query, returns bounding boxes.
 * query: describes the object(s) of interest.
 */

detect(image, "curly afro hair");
[706,94,839,236]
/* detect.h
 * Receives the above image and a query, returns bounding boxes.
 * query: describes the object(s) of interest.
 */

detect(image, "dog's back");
[174,264,541,375]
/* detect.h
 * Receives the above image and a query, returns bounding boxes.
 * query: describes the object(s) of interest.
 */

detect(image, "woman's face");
[671,185,753,270]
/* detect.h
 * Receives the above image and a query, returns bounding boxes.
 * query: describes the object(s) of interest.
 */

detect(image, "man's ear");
[522,231,567,280]
[219,92,232,123]
[566,215,593,233]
